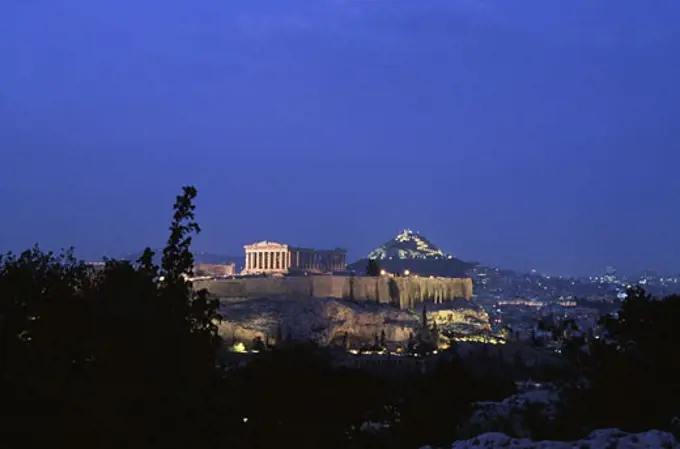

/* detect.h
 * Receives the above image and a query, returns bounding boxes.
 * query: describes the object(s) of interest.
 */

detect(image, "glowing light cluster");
[368,229,449,260]
[228,341,247,353]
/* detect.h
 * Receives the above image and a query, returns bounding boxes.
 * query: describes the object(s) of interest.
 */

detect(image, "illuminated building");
[242,241,346,275]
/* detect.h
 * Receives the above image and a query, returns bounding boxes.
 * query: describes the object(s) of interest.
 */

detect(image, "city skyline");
[2,0,680,277]
[86,228,675,279]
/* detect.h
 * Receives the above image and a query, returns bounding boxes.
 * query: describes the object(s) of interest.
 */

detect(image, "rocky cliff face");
[218,297,419,348]
[218,297,491,349]
[429,305,492,334]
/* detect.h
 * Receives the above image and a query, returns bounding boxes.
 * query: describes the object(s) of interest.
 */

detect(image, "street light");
[404,270,410,276]
[380,269,387,276]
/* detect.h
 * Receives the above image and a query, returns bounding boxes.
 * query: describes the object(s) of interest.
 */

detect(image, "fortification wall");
[193,276,473,310]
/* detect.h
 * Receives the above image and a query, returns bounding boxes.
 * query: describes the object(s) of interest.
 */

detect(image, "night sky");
[1,0,679,276]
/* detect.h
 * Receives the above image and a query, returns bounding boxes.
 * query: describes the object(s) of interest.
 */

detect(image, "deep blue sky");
[1,0,679,276]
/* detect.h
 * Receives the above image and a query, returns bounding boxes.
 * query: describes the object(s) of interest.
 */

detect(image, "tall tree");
[0,186,226,449]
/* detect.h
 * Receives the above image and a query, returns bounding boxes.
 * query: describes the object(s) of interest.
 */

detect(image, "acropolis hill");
[194,231,479,348]
[195,230,473,309]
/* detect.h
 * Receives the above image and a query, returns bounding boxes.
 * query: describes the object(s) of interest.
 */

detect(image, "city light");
[380,269,387,276]
[404,270,410,276]
[229,342,247,353]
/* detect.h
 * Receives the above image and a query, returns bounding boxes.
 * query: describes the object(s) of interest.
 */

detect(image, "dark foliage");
[221,344,515,449]
[223,344,389,449]
[552,286,680,439]
[366,259,381,277]
[0,186,223,449]
[392,355,516,448]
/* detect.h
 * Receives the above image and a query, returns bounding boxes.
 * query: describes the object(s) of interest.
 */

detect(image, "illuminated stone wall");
[193,276,473,310]
[194,263,236,277]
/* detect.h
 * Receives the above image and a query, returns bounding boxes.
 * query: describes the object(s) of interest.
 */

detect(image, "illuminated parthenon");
[242,241,346,275]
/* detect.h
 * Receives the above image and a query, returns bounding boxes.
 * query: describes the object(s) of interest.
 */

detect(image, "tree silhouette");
[348,273,356,301]
[554,287,680,438]
[276,322,284,347]
[421,302,428,328]
[407,332,415,353]
[224,343,390,449]
[366,259,381,277]
[0,186,224,449]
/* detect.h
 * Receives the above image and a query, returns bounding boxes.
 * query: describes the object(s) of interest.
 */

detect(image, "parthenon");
[242,241,347,275]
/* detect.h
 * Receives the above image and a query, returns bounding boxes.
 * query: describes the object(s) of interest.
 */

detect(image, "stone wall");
[193,276,473,310]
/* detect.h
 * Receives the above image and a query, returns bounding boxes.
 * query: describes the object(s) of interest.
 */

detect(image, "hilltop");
[349,229,474,277]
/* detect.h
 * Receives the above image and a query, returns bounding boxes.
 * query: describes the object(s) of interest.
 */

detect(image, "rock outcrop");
[438,429,678,448]
[458,387,561,439]
[218,297,492,349]
[218,297,421,348]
